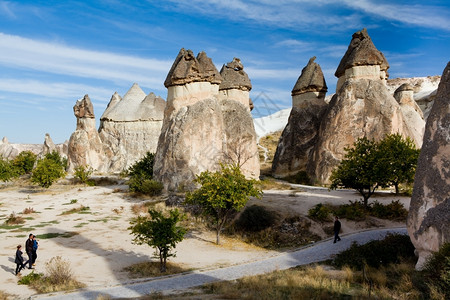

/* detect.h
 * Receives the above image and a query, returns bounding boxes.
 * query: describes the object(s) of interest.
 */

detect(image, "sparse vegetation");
[5,212,25,225]
[129,208,186,272]
[186,164,262,244]
[18,256,84,293]
[22,207,35,214]
[234,205,278,232]
[31,157,66,188]
[124,261,189,278]
[257,176,293,190]
[60,205,90,215]
[422,243,450,296]
[126,152,164,196]
[38,232,78,239]
[308,203,333,222]
[284,171,312,185]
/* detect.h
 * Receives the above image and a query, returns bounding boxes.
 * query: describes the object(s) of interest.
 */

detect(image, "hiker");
[25,233,34,269]
[333,216,341,243]
[32,235,38,266]
[15,245,27,275]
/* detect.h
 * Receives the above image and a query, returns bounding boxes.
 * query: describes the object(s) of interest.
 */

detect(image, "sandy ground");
[0,181,409,299]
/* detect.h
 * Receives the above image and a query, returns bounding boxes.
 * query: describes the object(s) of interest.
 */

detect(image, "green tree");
[330,137,386,207]
[126,152,163,196]
[44,151,68,170]
[74,165,94,186]
[377,133,420,194]
[31,158,66,188]
[0,156,18,182]
[127,152,155,178]
[12,151,37,175]
[129,208,186,272]
[186,164,262,244]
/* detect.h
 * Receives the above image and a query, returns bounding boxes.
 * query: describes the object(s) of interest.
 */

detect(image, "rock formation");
[67,95,110,172]
[407,62,450,269]
[394,84,425,146]
[0,135,67,161]
[310,28,411,184]
[98,83,165,172]
[272,57,328,179]
[154,49,259,191]
[218,58,253,110]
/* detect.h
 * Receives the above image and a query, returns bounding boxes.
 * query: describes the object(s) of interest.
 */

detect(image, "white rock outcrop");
[98,83,165,172]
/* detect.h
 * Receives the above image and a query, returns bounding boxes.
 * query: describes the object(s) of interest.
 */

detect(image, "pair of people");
[15,233,38,275]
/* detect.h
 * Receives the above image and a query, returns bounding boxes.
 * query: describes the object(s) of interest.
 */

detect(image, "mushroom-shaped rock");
[292,57,327,96]
[335,28,389,78]
[164,48,203,87]
[219,58,252,91]
[74,95,95,119]
[197,51,222,85]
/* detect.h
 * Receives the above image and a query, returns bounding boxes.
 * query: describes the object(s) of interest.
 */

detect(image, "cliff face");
[407,62,450,269]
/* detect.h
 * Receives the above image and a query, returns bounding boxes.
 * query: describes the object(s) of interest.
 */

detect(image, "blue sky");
[0,0,449,144]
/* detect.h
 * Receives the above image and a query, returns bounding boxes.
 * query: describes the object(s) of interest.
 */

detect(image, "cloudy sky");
[1,0,449,144]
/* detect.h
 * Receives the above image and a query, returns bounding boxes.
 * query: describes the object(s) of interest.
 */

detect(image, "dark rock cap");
[164,48,222,87]
[73,94,95,118]
[292,57,328,96]
[219,57,252,91]
[335,28,389,78]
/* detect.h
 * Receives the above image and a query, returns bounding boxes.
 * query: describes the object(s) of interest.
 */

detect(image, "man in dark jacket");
[333,216,341,243]
[25,233,34,269]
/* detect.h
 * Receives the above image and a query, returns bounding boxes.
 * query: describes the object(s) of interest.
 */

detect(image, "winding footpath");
[35,227,407,299]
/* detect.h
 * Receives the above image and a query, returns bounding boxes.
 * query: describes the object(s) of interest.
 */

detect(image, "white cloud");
[0,33,172,89]
[341,0,450,31]
[245,67,300,80]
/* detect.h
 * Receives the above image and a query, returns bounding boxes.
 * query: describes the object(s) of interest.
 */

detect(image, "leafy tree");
[186,164,262,244]
[44,151,68,170]
[0,156,17,182]
[31,158,66,188]
[330,137,386,207]
[377,133,420,194]
[12,151,37,175]
[74,165,94,186]
[127,152,155,178]
[126,152,162,195]
[129,208,186,272]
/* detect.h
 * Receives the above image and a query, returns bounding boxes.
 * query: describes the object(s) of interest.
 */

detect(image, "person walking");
[333,216,341,243]
[15,245,27,275]
[25,233,34,269]
[32,235,38,266]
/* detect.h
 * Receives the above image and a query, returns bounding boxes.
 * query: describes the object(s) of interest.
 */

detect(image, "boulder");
[272,57,328,179]
[98,84,165,172]
[67,95,111,172]
[407,62,450,269]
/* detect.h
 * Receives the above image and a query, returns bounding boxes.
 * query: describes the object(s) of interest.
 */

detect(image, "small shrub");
[127,152,155,178]
[370,200,408,220]
[308,203,333,222]
[284,171,312,185]
[129,177,163,196]
[22,207,35,214]
[31,157,66,188]
[44,151,68,170]
[60,205,90,215]
[45,256,73,285]
[18,271,43,285]
[5,212,25,225]
[0,156,18,182]
[235,205,278,232]
[422,243,450,296]
[334,200,367,221]
[333,234,415,270]
[73,165,94,185]
[124,261,188,278]
[70,199,78,204]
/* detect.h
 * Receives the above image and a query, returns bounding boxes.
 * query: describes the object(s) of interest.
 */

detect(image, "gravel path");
[35,227,407,299]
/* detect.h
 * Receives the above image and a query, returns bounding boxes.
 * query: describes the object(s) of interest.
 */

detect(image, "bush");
[235,205,278,232]
[0,156,18,182]
[73,165,94,186]
[370,200,408,220]
[333,234,416,270]
[45,256,73,285]
[5,212,25,225]
[284,171,311,185]
[127,152,155,178]
[18,271,43,285]
[308,203,333,222]
[12,151,37,175]
[128,177,163,196]
[31,158,66,188]
[44,151,68,170]
[422,243,450,296]
[334,200,367,221]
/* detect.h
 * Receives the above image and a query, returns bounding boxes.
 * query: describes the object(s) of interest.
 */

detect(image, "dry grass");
[0,290,12,300]
[112,206,124,214]
[60,205,90,215]
[257,177,295,190]
[5,212,25,225]
[124,261,190,278]
[22,207,35,214]
[258,131,282,176]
